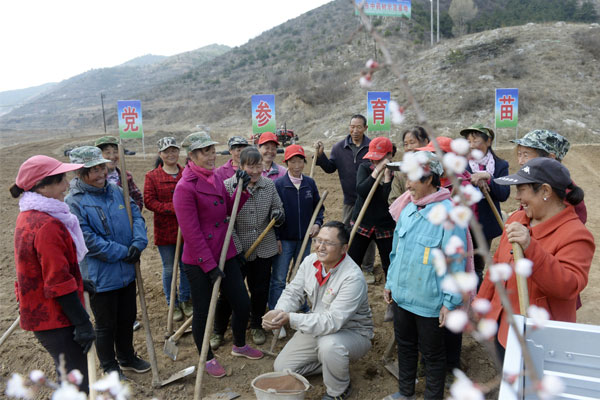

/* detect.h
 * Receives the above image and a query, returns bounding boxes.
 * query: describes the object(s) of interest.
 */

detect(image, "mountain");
[1,0,598,149]
[0,82,57,117]
[119,54,168,67]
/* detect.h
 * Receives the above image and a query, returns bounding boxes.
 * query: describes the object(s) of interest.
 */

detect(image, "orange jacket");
[476,206,595,347]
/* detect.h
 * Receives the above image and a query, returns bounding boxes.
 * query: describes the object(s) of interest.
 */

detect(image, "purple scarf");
[19,191,88,262]
[188,160,216,187]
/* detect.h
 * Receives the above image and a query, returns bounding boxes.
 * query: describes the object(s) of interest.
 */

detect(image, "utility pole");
[430,0,433,46]
[100,93,107,133]
[437,0,440,43]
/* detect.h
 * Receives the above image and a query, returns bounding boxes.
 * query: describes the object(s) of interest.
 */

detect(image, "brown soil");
[1,141,598,399]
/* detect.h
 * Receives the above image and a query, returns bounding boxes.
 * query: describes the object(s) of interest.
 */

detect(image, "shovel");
[118,145,195,387]
[0,316,20,348]
[166,229,183,337]
[163,315,193,361]
[348,168,385,249]
[83,292,97,399]
[309,150,318,178]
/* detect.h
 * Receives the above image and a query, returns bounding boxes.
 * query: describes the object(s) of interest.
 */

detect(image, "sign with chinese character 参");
[252,95,276,134]
[355,0,411,18]
[495,89,518,128]
[117,100,143,139]
[367,92,391,132]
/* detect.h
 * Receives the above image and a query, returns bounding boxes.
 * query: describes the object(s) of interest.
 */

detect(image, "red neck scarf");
[313,254,346,286]
[188,160,216,187]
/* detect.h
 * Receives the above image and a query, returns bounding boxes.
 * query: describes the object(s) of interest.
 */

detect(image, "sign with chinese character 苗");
[117,100,143,139]
[355,0,411,18]
[252,94,276,134]
[367,91,391,132]
[495,89,518,128]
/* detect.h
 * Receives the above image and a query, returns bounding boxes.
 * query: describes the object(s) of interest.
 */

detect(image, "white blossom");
[29,370,44,384]
[401,152,425,181]
[528,305,550,329]
[441,275,459,293]
[459,184,483,206]
[67,370,83,386]
[359,75,372,88]
[431,248,447,276]
[470,149,484,161]
[515,258,533,277]
[489,263,512,282]
[427,203,448,225]
[451,138,471,155]
[443,152,467,174]
[93,371,130,399]
[389,100,405,125]
[449,369,484,400]
[472,298,491,314]
[51,382,86,400]
[445,235,465,255]
[538,375,565,400]
[5,373,33,399]
[449,205,473,228]
[365,59,379,69]
[454,272,479,293]
[475,318,498,340]
[446,309,469,333]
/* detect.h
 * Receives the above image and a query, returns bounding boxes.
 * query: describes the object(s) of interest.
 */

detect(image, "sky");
[0,0,332,93]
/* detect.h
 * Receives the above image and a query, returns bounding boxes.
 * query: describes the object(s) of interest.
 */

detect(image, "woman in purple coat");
[173,132,263,379]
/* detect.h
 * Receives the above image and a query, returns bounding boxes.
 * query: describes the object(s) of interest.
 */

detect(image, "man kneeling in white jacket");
[262,221,374,400]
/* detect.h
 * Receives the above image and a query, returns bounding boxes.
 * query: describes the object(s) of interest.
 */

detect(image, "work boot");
[172,305,183,322]
[181,300,193,318]
[251,328,266,345]
[322,381,352,399]
[210,333,224,351]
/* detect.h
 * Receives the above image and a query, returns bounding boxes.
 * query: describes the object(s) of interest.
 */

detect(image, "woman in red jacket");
[476,158,595,358]
[144,137,191,322]
[10,155,94,392]
[173,132,263,379]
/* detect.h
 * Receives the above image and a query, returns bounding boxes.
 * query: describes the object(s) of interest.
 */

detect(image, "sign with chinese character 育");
[367,91,391,132]
[495,89,518,128]
[117,100,143,139]
[251,94,276,134]
[355,0,411,18]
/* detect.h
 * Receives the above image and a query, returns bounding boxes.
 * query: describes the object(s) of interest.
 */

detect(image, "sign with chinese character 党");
[251,95,276,134]
[495,89,518,128]
[117,100,143,139]
[355,0,411,18]
[367,91,391,132]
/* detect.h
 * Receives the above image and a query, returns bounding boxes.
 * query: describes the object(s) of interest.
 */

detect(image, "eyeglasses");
[314,238,341,247]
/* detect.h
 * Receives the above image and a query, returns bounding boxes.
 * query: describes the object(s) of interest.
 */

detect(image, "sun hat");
[157,137,180,152]
[494,157,571,191]
[416,136,453,153]
[69,146,112,168]
[15,155,83,191]
[257,132,279,146]
[284,144,306,162]
[460,124,495,142]
[364,136,393,160]
[181,131,218,152]
[228,136,249,149]
[510,129,570,161]
[95,136,119,148]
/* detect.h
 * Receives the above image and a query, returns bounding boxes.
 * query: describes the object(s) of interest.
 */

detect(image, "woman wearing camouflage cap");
[460,124,510,289]
[173,131,263,379]
[95,136,144,210]
[214,136,249,182]
[65,146,150,379]
[512,129,587,224]
[476,158,594,359]
[144,137,191,322]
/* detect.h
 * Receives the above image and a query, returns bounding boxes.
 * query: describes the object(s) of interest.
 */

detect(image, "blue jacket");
[275,173,324,241]
[466,155,510,241]
[316,134,371,205]
[386,199,466,318]
[66,178,148,293]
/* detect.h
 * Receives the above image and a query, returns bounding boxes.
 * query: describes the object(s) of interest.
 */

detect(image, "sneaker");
[251,328,266,345]
[363,271,375,285]
[322,381,352,399]
[173,305,183,322]
[278,326,287,339]
[119,354,151,373]
[181,300,193,318]
[382,392,415,400]
[210,333,224,351]
[231,344,263,360]
[205,358,226,378]
[133,320,141,331]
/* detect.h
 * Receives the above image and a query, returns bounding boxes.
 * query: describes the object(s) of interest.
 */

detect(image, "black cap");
[494,158,571,191]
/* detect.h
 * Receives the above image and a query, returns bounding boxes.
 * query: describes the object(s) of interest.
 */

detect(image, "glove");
[207,267,225,285]
[237,254,247,267]
[270,208,285,227]
[83,280,96,297]
[122,246,141,264]
[74,320,96,354]
[233,169,251,190]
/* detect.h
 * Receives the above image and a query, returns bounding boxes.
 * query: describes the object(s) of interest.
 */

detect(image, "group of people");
[10,114,595,400]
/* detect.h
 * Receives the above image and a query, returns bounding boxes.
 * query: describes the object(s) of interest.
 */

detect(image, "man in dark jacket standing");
[314,114,377,283]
